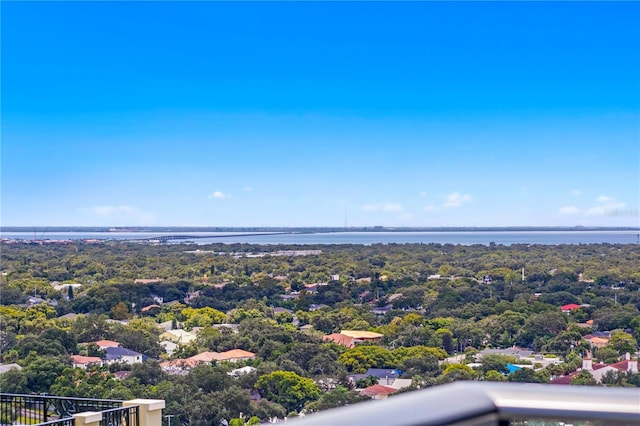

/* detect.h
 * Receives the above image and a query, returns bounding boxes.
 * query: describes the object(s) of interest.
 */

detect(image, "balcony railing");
[0,394,162,426]
[99,406,139,426]
[291,382,640,426]
[0,394,122,425]
[24,419,75,426]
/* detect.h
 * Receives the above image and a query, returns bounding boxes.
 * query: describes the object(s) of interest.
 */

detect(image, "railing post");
[73,411,102,426]
[124,399,165,426]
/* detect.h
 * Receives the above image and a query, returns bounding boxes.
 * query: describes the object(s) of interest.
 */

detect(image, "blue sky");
[2,1,639,227]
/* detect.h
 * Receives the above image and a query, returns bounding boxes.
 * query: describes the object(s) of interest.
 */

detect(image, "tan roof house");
[340,330,383,341]
[212,349,256,362]
[160,329,197,344]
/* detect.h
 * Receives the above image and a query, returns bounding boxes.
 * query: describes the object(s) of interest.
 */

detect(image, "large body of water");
[2,231,639,245]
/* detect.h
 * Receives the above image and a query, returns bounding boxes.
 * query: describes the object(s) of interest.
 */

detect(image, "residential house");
[478,347,534,359]
[586,337,610,349]
[550,354,638,385]
[52,282,82,291]
[134,278,163,284]
[212,324,240,333]
[160,349,256,373]
[0,363,22,374]
[322,333,357,349]
[57,313,78,321]
[160,358,200,373]
[157,320,175,332]
[360,384,398,400]
[228,366,257,377]
[160,341,178,356]
[212,349,256,362]
[93,340,120,350]
[105,347,143,365]
[583,332,612,348]
[184,291,201,304]
[372,304,393,316]
[279,293,299,301]
[160,329,197,344]
[340,330,383,341]
[141,304,162,313]
[350,368,401,385]
[388,293,403,302]
[561,304,581,313]
[113,371,132,380]
[309,304,328,311]
[304,284,319,294]
[71,355,103,370]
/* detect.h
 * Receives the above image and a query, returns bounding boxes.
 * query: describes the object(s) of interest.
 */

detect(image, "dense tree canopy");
[1,240,639,424]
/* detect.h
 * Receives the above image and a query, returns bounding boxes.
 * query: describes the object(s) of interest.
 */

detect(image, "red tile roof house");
[550,354,638,385]
[360,384,398,400]
[322,333,357,348]
[561,304,581,313]
[71,355,103,370]
[92,340,121,350]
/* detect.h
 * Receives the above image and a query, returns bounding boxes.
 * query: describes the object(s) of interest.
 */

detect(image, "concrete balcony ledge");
[124,398,166,412]
[72,411,102,426]
[291,382,640,426]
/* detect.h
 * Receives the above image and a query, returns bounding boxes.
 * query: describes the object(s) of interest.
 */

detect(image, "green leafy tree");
[255,371,321,413]
[23,356,69,393]
[307,386,368,411]
[440,364,476,382]
[509,368,547,384]
[480,355,515,375]
[338,346,394,373]
[570,370,597,386]
[485,370,507,382]
[608,331,638,356]
[0,368,28,393]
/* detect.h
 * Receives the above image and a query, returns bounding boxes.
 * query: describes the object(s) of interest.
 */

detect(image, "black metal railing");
[0,393,124,425]
[100,406,139,426]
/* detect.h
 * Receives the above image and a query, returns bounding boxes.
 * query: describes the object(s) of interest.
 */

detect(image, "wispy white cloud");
[209,191,230,199]
[243,186,253,192]
[596,195,612,203]
[424,205,439,212]
[362,204,380,211]
[444,192,472,208]
[585,202,626,216]
[399,213,414,220]
[81,205,156,225]
[383,203,404,212]
[559,206,581,215]
[419,191,428,197]
[362,203,404,212]
[572,190,582,196]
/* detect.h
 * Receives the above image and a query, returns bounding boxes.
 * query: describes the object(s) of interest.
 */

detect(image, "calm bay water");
[1,231,639,245]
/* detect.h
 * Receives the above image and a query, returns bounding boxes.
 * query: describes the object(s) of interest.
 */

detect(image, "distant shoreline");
[2,226,639,233]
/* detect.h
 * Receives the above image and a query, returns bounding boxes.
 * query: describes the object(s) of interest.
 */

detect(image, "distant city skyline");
[2,2,639,227]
